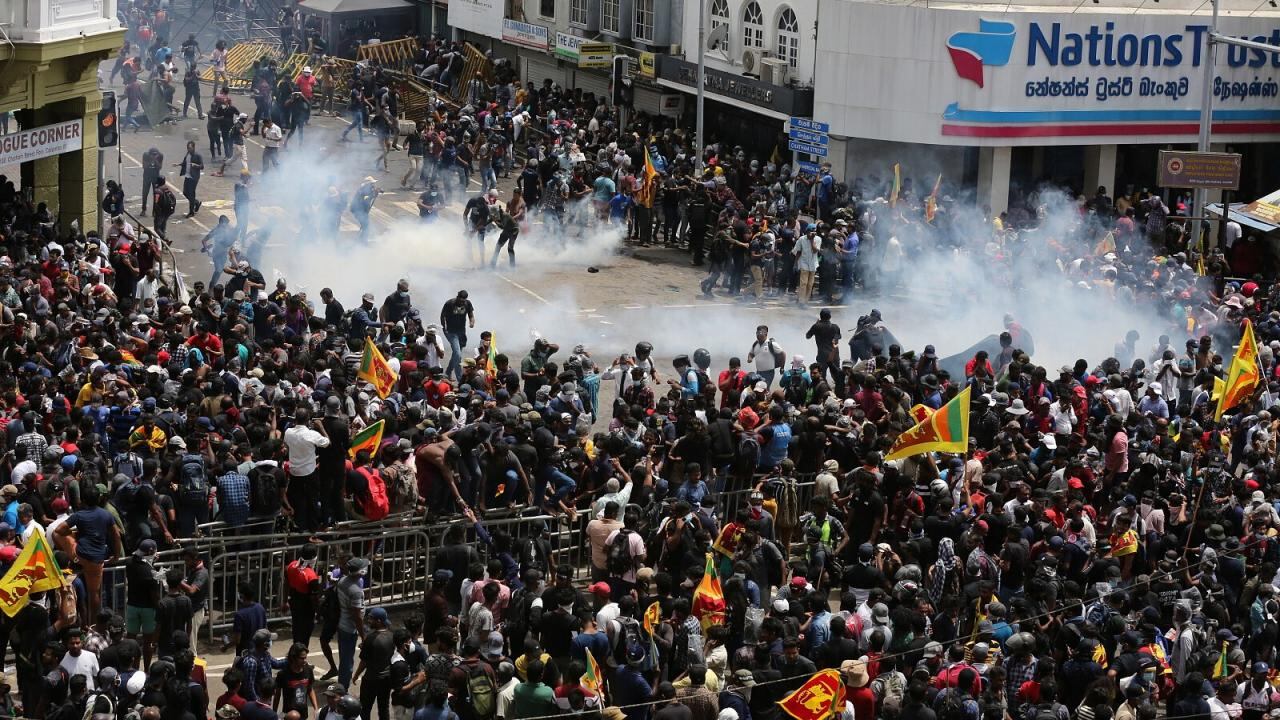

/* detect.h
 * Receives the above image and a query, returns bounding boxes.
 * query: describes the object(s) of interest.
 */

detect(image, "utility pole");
[695,0,705,174]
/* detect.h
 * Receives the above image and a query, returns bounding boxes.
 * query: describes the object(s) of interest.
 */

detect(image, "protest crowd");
[6,4,1280,720]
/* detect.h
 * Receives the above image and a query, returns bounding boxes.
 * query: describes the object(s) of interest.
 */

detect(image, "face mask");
[1142,671,1155,682]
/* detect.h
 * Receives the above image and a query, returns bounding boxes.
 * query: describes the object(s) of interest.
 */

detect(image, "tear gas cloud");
[243,146,1190,373]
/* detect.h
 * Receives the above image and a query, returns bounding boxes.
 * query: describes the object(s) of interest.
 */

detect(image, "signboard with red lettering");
[0,120,84,166]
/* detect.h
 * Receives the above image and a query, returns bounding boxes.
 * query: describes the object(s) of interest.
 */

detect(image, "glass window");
[603,0,620,33]
[742,1,764,50]
[634,0,655,41]
[776,6,799,68]
[570,0,588,25]
[710,0,729,52]
[540,0,554,19]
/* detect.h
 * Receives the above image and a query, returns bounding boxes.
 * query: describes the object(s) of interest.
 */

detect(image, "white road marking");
[495,274,550,305]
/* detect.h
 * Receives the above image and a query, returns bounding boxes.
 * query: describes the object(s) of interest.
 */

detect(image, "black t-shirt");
[276,664,316,718]
[99,638,142,671]
[440,298,473,336]
[360,629,397,678]
[156,593,194,653]
[806,320,842,361]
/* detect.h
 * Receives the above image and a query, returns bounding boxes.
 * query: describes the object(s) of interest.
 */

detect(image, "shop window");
[710,0,729,54]
[776,6,799,68]
[742,1,764,50]
[603,0,621,34]
[634,0,655,42]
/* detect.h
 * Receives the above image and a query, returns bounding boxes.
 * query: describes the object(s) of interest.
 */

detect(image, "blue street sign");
[788,117,829,133]
[787,128,829,145]
[788,139,828,157]
[797,160,821,174]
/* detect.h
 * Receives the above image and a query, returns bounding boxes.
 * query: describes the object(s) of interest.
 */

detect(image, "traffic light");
[98,91,118,148]
[611,56,633,107]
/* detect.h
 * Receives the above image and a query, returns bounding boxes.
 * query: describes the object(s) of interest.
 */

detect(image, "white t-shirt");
[60,650,100,690]
[283,425,330,476]
[751,340,780,372]
[1223,220,1242,249]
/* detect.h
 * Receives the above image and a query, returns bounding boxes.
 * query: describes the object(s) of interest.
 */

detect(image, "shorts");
[126,605,157,634]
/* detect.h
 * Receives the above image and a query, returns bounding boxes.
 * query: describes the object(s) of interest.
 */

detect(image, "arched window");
[710,0,730,52]
[742,1,764,50]
[776,6,799,67]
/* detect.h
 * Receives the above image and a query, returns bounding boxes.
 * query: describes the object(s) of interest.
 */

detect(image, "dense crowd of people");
[10,6,1280,720]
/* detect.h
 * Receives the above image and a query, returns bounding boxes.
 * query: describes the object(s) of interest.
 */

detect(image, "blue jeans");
[445,332,465,381]
[758,369,776,387]
[538,466,576,509]
[343,108,365,139]
[480,167,497,193]
[337,629,358,688]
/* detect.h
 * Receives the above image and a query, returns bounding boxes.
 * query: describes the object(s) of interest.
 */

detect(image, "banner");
[0,120,83,167]
[447,0,503,39]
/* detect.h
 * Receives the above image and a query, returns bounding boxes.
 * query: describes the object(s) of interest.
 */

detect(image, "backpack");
[937,690,970,720]
[737,434,760,468]
[694,369,715,402]
[606,529,636,578]
[774,476,801,545]
[179,453,209,503]
[463,661,496,720]
[769,341,786,368]
[612,616,644,667]
[155,187,177,216]
[384,463,418,510]
[248,464,281,516]
[357,467,390,521]
[114,450,143,480]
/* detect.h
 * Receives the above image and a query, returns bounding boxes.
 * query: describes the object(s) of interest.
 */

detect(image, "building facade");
[1,0,124,231]
[814,0,1280,213]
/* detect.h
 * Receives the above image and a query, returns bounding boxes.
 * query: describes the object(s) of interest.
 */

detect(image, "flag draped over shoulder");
[1215,319,1260,421]
[358,338,398,399]
[348,419,385,460]
[0,527,67,616]
[885,386,972,461]
[637,146,659,208]
[691,553,725,631]
[890,163,901,208]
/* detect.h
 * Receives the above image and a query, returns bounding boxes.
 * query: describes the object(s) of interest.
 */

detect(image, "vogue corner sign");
[0,120,83,167]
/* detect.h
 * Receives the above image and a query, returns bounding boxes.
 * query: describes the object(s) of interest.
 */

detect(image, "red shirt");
[186,332,223,354]
[423,379,451,408]
[847,687,876,720]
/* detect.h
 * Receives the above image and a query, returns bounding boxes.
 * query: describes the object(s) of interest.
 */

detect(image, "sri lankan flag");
[908,404,935,424]
[885,386,971,461]
[358,338,398,399]
[118,349,144,367]
[0,527,68,616]
[691,553,725,631]
[643,601,661,636]
[924,173,941,223]
[1214,319,1260,421]
[1213,641,1229,679]
[637,146,659,208]
[889,163,901,208]
[582,647,604,696]
[485,333,499,381]
[348,419,385,460]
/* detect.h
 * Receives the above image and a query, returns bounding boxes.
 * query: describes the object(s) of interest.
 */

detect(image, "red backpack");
[356,467,390,520]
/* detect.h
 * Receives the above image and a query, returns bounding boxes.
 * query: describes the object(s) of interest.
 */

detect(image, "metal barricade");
[206,527,432,638]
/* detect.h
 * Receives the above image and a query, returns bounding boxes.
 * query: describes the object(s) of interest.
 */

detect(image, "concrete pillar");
[977,146,1012,216]
[57,95,102,235]
[1083,144,1117,199]
[17,107,60,214]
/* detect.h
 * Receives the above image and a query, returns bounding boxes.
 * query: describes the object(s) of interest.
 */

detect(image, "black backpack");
[248,464,281,516]
[606,529,636,578]
[937,690,970,720]
[155,187,177,216]
[179,454,209,503]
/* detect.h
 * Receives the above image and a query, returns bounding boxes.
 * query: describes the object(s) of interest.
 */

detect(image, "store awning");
[1206,188,1280,233]
[299,0,411,14]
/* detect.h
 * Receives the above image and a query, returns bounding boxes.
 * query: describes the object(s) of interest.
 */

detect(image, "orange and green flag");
[691,553,725,631]
[638,146,659,208]
[1214,319,1260,421]
[582,647,604,695]
[118,349,143,367]
[924,173,941,222]
[0,526,68,616]
[889,163,901,208]
[358,338,398,399]
[885,385,972,461]
[348,419,385,460]
[486,333,499,381]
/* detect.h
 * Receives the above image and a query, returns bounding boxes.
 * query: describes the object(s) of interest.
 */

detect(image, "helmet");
[693,348,712,371]
[635,341,653,356]
[337,696,362,719]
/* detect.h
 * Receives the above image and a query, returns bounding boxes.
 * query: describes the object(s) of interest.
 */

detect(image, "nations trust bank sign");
[815,3,1280,146]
